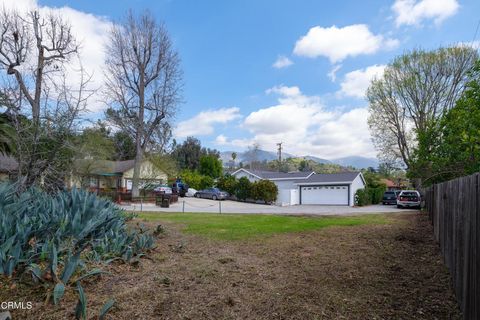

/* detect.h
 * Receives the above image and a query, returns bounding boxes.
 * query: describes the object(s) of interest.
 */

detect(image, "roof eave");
[295,181,353,185]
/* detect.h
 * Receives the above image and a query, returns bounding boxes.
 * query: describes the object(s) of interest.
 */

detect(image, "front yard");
[2,212,460,319]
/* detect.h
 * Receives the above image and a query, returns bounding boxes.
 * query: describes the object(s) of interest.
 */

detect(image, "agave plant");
[0,182,154,313]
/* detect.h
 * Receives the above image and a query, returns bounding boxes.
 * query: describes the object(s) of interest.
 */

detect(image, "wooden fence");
[423,172,479,319]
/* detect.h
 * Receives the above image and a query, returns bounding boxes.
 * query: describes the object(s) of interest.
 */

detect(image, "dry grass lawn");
[1,212,461,319]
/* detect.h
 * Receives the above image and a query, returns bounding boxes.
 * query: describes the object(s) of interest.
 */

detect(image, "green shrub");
[180,170,203,189]
[370,187,386,204]
[355,186,386,206]
[216,174,237,195]
[181,170,214,190]
[355,188,370,206]
[235,177,252,201]
[199,175,214,190]
[251,179,278,203]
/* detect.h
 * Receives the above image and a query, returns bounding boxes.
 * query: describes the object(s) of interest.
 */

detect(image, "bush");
[199,175,214,190]
[216,174,237,195]
[181,170,214,190]
[251,179,278,203]
[180,170,203,189]
[370,187,385,204]
[355,186,386,206]
[235,177,252,201]
[0,183,153,305]
[355,188,370,206]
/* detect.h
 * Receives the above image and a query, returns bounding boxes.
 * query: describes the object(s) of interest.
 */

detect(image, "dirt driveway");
[5,212,460,319]
[121,197,416,215]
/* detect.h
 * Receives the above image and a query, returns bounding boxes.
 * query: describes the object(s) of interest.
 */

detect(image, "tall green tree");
[0,113,15,155]
[421,59,480,185]
[172,136,220,170]
[112,131,136,160]
[367,47,478,179]
[199,155,223,178]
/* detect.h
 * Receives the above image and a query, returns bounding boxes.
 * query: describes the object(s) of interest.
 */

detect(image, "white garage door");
[301,185,349,205]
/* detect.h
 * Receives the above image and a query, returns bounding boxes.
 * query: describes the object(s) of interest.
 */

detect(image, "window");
[308,187,312,190]
[336,187,340,189]
[313,187,317,190]
[330,187,334,189]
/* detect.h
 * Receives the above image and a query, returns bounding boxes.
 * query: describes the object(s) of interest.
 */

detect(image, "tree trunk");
[131,70,146,197]
[131,142,143,197]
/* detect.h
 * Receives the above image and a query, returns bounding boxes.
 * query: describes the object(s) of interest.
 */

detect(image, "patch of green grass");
[137,212,389,240]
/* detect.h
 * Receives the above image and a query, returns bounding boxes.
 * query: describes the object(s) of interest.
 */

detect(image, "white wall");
[350,173,366,206]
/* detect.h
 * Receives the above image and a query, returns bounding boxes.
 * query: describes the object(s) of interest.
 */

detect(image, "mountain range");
[220,150,379,170]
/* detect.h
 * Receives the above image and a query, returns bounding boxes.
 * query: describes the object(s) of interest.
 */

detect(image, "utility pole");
[277,142,283,172]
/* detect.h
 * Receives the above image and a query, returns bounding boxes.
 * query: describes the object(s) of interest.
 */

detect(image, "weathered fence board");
[424,173,479,320]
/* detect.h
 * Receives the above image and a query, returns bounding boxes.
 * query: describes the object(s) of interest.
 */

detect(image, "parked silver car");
[397,190,421,209]
[194,188,229,200]
[153,184,172,194]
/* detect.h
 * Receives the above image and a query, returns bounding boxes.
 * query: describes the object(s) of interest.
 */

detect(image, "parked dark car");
[194,188,229,200]
[397,190,421,209]
[172,179,189,197]
[382,190,400,205]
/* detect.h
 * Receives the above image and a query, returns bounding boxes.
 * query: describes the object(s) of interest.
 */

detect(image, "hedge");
[355,186,386,206]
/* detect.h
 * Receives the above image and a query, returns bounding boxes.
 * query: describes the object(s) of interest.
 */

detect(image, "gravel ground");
[120,198,417,215]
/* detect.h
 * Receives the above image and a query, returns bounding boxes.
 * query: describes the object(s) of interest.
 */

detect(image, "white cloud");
[215,135,252,148]
[175,107,242,138]
[265,85,301,97]
[338,64,386,99]
[218,86,376,158]
[392,0,459,27]
[0,0,111,112]
[327,64,342,82]
[309,108,375,158]
[272,55,293,69]
[293,24,399,63]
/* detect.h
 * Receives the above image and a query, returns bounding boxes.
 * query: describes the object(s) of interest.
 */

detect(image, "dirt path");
[3,212,460,319]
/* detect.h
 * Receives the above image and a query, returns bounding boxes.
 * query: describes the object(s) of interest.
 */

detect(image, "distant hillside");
[220,149,378,170]
[301,155,332,164]
[331,156,379,169]
[220,149,294,165]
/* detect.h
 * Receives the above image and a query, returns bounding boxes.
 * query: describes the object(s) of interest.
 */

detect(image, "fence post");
[182,200,185,213]
[219,201,222,214]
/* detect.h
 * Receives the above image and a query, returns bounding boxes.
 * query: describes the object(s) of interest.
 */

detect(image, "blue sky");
[2,0,480,159]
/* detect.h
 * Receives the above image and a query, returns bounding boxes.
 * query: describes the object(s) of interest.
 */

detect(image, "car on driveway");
[153,184,172,194]
[194,188,229,200]
[382,190,400,205]
[397,190,421,209]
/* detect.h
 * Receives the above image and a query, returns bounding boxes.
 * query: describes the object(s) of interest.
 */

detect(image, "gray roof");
[241,169,314,180]
[0,155,18,172]
[113,160,135,173]
[74,159,136,175]
[295,172,361,184]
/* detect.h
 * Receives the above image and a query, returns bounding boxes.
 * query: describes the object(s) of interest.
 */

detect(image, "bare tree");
[104,10,182,197]
[0,8,91,191]
[367,46,478,170]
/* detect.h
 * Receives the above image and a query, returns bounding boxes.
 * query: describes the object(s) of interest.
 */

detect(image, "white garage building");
[231,169,365,206]
[295,172,365,206]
